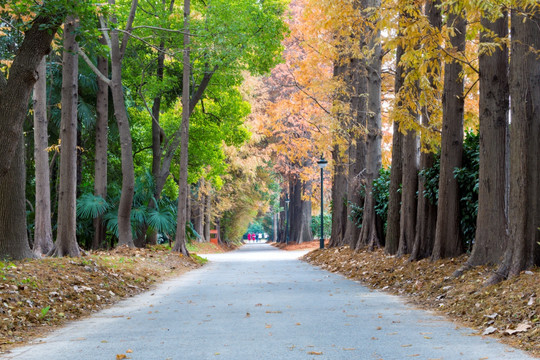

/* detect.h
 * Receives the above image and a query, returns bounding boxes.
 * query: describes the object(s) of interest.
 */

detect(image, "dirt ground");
[303,246,539,357]
[0,244,218,353]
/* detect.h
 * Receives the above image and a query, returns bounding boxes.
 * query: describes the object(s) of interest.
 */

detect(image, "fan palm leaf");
[77,193,110,219]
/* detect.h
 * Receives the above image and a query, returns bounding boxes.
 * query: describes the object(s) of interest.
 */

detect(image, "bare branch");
[131,25,190,34]
[136,85,168,142]
[78,48,112,86]
[98,17,112,49]
[285,65,331,115]
[439,46,479,74]
[120,0,139,59]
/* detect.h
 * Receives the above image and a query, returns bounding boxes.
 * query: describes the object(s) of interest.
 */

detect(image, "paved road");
[2,244,532,360]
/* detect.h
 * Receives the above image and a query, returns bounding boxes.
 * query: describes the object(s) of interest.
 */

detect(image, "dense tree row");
[259,0,539,280]
[0,0,287,259]
[1,0,539,283]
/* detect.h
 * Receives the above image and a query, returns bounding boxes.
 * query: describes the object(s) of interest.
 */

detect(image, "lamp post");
[317,155,328,249]
[285,194,290,245]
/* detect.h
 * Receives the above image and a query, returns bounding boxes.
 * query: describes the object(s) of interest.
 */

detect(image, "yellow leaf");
[307,351,323,355]
[116,355,127,360]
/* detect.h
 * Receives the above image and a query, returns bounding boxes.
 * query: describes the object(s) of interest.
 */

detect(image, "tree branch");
[98,17,112,49]
[439,46,479,74]
[78,48,112,86]
[189,66,217,114]
[131,25,190,34]
[285,65,331,115]
[120,0,139,59]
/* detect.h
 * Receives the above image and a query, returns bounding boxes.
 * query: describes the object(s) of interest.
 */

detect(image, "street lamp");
[317,155,328,249]
[285,194,290,245]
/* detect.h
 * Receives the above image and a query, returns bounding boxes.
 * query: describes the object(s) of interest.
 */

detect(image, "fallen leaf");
[401,344,412,347]
[245,312,251,318]
[307,351,323,355]
[126,349,133,353]
[116,355,127,360]
[505,323,531,335]
[482,327,497,335]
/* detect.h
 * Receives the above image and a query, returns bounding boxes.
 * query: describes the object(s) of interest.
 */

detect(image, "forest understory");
[0,245,213,353]
[303,247,539,357]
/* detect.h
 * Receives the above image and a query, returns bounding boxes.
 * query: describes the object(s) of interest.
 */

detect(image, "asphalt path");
[2,243,533,360]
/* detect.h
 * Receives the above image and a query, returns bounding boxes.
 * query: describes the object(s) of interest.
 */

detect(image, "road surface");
[2,244,532,359]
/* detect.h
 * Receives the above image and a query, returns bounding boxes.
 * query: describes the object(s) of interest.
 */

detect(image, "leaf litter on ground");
[302,246,539,357]
[0,244,206,353]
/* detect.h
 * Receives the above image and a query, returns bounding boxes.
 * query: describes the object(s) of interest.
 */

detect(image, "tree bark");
[0,9,65,259]
[329,144,348,247]
[344,56,367,248]
[356,0,382,250]
[109,0,138,248]
[173,0,191,256]
[0,13,64,177]
[32,57,53,256]
[204,190,211,242]
[385,45,405,255]
[460,12,508,271]
[0,135,33,259]
[92,51,109,250]
[51,15,80,257]
[397,127,418,256]
[409,0,441,261]
[491,7,540,282]
[288,175,313,244]
[432,10,466,260]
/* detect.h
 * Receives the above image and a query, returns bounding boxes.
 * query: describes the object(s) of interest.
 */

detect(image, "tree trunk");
[0,11,64,260]
[432,10,466,260]
[0,13,64,177]
[109,1,137,248]
[410,151,437,260]
[273,212,278,243]
[344,142,366,248]
[204,190,211,242]
[173,0,191,256]
[51,15,80,257]
[385,45,405,255]
[357,0,382,250]
[194,182,205,241]
[289,175,313,244]
[0,135,33,259]
[397,127,418,256]
[146,41,167,246]
[491,7,540,282]
[460,12,509,271]
[329,144,348,247]
[92,51,109,250]
[33,57,53,256]
[344,57,367,248]
[409,0,441,261]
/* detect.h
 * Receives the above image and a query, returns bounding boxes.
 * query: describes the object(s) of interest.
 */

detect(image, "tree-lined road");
[2,244,532,359]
